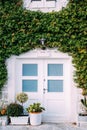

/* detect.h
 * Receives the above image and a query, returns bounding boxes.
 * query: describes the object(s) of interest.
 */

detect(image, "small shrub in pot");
[7,103,23,117]
[16,92,28,106]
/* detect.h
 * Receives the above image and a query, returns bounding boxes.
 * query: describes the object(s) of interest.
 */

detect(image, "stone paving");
[0,123,87,130]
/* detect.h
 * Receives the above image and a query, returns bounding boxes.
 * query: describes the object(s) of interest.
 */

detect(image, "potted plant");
[16,92,28,114]
[78,89,87,124]
[81,89,87,115]
[0,100,8,125]
[16,92,29,124]
[16,92,28,107]
[6,103,28,125]
[26,102,45,125]
[0,106,7,116]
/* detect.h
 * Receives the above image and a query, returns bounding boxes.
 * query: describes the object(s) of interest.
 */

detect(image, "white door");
[15,59,43,104]
[42,59,71,122]
[15,58,71,122]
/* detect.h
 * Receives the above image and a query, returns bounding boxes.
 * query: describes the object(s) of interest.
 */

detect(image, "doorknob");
[43,88,48,94]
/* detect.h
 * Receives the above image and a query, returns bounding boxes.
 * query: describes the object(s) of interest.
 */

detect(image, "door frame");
[7,49,77,122]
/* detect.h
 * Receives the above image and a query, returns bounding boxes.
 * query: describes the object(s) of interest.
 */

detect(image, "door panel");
[15,60,43,107]
[16,59,71,122]
[42,60,70,122]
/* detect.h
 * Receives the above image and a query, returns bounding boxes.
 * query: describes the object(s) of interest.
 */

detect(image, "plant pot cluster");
[7,102,45,125]
[3,92,45,125]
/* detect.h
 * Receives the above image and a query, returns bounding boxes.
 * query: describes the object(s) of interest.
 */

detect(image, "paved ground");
[0,123,87,130]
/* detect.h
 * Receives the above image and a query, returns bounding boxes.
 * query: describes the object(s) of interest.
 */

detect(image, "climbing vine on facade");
[0,0,87,91]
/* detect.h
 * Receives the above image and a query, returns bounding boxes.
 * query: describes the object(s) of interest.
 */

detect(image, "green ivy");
[0,0,87,91]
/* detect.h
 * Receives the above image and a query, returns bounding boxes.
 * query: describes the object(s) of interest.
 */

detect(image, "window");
[22,80,38,92]
[30,0,56,8]
[47,64,63,92]
[48,64,63,76]
[22,64,37,76]
[22,64,38,92]
[48,80,63,92]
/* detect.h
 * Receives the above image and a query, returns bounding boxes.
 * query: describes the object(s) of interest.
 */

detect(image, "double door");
[16,59,71,122]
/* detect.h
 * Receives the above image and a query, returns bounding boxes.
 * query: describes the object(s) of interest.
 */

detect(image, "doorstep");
[0,123,87,130]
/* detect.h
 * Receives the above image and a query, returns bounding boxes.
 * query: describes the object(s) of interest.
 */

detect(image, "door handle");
[43,88,48,94]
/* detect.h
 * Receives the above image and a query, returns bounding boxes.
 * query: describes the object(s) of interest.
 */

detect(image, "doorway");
[15,57,71,122]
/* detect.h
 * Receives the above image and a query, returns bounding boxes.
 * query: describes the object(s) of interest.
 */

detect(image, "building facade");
[1,0,79,123]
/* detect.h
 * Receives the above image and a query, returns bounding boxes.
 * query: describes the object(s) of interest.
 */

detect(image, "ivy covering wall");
[0,0,87,91]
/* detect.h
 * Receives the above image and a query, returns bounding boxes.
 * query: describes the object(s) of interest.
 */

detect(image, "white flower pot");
[78,115,87,121]
[0,116,8,126]
[10,116,29,125]
[30,112,42,126]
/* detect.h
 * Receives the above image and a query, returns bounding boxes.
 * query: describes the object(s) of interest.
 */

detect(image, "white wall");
[6,56,16,102]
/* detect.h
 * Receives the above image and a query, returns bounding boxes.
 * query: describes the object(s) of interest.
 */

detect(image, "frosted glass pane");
[48,64,63,76]
[22,80,37,92]
[48,80,63,92]
[22,64,37,76]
